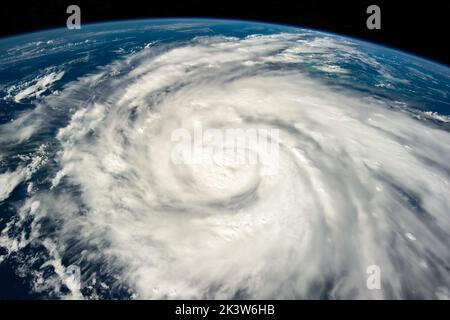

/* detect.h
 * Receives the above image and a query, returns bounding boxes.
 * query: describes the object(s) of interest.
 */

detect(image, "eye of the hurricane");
[166,125,272,205]
[178,148,260,199]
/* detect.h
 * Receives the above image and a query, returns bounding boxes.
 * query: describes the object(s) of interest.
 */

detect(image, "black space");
[0,0,449,66]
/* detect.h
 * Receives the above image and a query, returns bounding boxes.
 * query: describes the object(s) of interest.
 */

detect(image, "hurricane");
[0,20,449,299]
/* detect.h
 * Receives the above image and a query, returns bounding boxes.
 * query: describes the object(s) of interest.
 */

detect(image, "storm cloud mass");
[0,23,449,300]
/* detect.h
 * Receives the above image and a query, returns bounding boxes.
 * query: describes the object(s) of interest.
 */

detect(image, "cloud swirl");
[1,32,450,299]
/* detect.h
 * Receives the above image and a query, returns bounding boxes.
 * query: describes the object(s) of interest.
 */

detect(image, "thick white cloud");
[1,33,450,299]
[0,145,47,201]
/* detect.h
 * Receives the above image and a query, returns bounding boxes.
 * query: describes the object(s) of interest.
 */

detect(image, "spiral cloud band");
[1,31,450,299]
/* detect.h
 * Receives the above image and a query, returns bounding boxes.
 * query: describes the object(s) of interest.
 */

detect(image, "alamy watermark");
[62,264,81,291]
[66,5,81,30]
[170,122,280,176]
[366,264,381,290]
[366,5,381,30]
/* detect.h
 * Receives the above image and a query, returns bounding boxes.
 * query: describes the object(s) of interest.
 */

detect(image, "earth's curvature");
[0,19,449,299]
